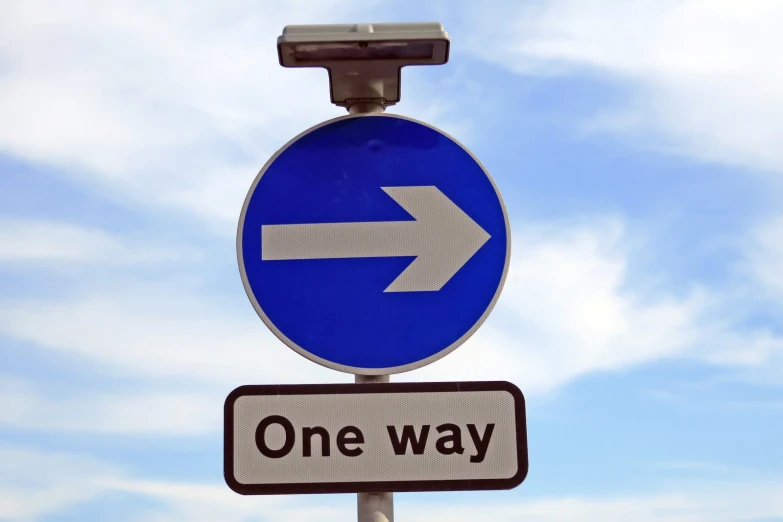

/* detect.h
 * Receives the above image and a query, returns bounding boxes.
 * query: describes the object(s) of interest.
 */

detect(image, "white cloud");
[397,484,783,522]
[129,480,783,522]
[464,0,783,175]
[0,216,778,432]
[0,445,121,521]
[0,288,339,387]
[0,1,357,228]
[701,329,783,369]
[0,0,469,234]
[417,220,706,392]
[746,215,783,297]
[1,444,781,522]
[0,443,337,521]
[0,218,711,399]
[0,377,220,435]
[0,219,193,265]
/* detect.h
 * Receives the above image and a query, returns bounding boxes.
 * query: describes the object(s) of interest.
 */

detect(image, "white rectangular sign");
[224,381,527,495]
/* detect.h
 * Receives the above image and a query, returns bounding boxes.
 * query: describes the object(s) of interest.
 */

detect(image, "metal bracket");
[277,22,450,111]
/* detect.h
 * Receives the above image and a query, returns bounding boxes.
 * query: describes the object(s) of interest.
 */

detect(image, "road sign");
[238,114,510,374]
[224,381,528,495]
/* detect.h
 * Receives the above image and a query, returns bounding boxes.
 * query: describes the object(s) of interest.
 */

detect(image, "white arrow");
[261,186,491,292]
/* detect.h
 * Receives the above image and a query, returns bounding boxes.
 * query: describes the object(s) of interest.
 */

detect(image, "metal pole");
[351,97,390,522]
[355,374,393,522]
[347,100,385,114]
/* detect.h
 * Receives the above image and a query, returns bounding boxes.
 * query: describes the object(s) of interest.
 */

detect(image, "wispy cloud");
[399,485,783,522]
[0,288,339,387]
[0,445,121,521]
[2,443,781,522]
[418,219,707,391]
[0,219,195,265]
[463,0,783,176]
[0,377,220,435]
[745,215,783,299]
[5,216,774,405]
[0,0,474,235]
[0,1,358,228]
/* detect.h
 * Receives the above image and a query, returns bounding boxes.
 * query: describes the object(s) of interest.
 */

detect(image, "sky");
[1,0,782,520]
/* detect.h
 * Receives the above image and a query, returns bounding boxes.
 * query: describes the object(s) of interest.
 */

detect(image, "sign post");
[355,375,393,522]
[228,22,525,522]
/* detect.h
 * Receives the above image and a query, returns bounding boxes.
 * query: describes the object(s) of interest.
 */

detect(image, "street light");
[277,22,450,113]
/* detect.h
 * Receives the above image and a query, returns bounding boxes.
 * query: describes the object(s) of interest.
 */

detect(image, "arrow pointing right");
[261,186,491,292]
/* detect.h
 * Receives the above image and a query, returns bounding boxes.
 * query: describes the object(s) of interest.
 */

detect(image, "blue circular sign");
[238,114,509,375]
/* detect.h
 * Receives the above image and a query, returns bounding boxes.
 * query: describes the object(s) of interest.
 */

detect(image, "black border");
[224,380,528,495]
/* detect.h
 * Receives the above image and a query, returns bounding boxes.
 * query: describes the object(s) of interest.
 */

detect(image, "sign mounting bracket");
[277,22,450,112]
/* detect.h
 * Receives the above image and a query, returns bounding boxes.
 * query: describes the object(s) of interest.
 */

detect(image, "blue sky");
[1,0,782,520]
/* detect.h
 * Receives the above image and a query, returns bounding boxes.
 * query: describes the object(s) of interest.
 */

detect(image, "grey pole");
[350,96,391,522]
[348,101,385,114]
[355,373,393,522]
